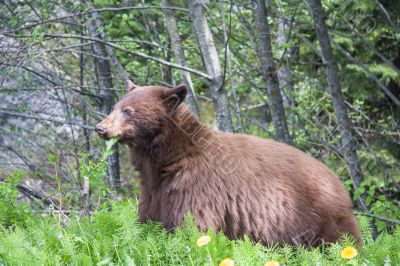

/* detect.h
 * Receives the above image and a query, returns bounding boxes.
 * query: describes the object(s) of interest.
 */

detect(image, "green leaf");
[47,154,57,163]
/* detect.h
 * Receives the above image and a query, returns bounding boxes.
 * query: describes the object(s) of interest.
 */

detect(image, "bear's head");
[95,80,187,146]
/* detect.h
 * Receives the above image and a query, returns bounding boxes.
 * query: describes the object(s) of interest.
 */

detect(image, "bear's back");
[202,132,360,245]
[221,133,348,197]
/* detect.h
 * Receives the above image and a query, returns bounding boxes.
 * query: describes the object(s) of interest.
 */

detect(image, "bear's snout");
[95,123,109,139]
[95,114,123,140]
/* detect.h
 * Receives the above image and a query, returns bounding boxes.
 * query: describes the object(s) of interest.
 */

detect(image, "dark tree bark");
[189,0,233,132]
[254,0,292,144]
[87,1,120,189]
[306,0,365,207]
[161,0,200,118]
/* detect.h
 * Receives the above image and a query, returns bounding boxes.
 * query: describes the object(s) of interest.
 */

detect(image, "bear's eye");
[122,108,133,115]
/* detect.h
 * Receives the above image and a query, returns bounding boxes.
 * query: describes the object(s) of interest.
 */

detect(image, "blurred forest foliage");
[0,0,399,237]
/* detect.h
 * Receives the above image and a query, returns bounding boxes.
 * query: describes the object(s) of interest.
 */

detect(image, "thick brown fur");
[96,83,362,247]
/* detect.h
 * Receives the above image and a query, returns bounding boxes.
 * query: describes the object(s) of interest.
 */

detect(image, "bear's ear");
[126,79,138,93]
[162,84,187,109]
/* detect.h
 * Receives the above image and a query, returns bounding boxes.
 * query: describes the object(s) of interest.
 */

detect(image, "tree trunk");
[189,0,233,132]
[106,44,129,81]
[80,26,91,154]
[254,0,292,144]
[161,0,199,118]
[306,0,365,208]
[219,0,243,131]
[276,15,294,107]
[87,1,120,189]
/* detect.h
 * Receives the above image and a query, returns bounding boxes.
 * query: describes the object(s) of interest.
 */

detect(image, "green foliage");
[79,138,118,197]
[348,178,400,233]
[0,198,399,266]
[0,170,32,228]
[1,140,400,266]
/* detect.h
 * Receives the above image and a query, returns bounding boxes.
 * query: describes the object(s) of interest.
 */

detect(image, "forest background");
[0,0,399,264]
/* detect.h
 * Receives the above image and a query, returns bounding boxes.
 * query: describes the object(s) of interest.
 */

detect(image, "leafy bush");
[0,170,32,228]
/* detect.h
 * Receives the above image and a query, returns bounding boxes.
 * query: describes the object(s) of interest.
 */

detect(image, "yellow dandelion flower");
[264,260,280,266]
[219,258,234,266]
[196,235,211,247]
[341,246,358,260]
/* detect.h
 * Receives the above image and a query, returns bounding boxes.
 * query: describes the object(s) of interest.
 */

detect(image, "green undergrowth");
[0,199,399,266]
[1,140,399,265]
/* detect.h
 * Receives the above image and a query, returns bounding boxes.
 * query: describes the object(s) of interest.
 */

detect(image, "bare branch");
[0,177,61,211]
[30,33,212,80]
[15,6,189,31]
[333,41,400,107]
[373,0,400,33]
[0,110,94,129]
[354,211,400,225]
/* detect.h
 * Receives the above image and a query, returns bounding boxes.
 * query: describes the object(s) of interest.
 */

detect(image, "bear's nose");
[95,124,107,136]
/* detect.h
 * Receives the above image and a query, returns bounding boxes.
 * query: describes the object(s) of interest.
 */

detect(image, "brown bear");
[95,81,362,247]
